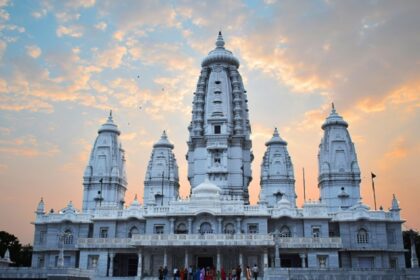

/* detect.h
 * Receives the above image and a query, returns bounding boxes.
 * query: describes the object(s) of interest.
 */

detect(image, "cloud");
[56,25,84,38]
[95,45,127,69]
[0,135,60,158]
[94,21,107,31]
[26,45,42,58]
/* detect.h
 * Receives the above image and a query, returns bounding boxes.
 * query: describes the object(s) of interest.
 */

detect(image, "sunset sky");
[0,0,419,245]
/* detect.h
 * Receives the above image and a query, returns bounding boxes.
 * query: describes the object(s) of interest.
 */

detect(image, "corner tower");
[260,128,296,207]
[144,131,179,206]
[318,104,361,211]
[82,111,127,211]
[187,32,253,202]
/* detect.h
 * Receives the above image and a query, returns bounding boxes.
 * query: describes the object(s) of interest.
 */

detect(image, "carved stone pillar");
[108,252,115,277]
[299,253,306,268]
[218,217,223,234]
[275,244,281,268]
[170,218,175,234]
[188,218,193,234]
[239,251,243,268]
[137,249,142,279]
[184,249,189,268]
[236,217,242,234]
[263,249,268,268]
[164,249,168,267]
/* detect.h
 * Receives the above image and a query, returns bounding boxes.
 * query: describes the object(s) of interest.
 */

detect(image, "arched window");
[279,226,291,237]
[63,229,73,244]
[199,222,213,234]
[128,226,139,238]
[224,223,235,234]
[357,228,368,243]
[175,223,188,234]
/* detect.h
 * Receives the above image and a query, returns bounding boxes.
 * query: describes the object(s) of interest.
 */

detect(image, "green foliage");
[0,231,32,267]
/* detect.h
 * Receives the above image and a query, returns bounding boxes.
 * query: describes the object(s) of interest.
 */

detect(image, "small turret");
[144,131,179,206]
[318,104,361,211]
[390,194,400,211]
[82,111,127,211]
[260,128,296,207]
[35,197,45,215]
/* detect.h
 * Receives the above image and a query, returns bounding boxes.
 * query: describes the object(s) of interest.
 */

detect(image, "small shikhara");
[30,33,407,279]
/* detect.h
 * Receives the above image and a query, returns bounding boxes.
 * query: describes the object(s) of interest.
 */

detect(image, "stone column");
[188,218,193,234]
[108,252,115,277]
[164,249,168,267]
[170,218,175,234]
[137,249,143,279]
[299,253,306,268]
[236,218,242,234]
[239,251,243,268]
[263,249,268,268]
[275,244,281,268]
[218,217,223,234]
[217,249,221,271]
[411,231,419,268]
[184,249,189,269]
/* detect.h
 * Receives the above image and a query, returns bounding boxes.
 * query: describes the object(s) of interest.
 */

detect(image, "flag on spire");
[371,172,376,179]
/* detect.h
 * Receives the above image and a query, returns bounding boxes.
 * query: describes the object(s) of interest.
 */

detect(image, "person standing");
[251,264,258,280]
[164,266,168,280]
[245,266,251,280]
[159,266,164,280]
[236,265,242,280]
[221,268,226,280]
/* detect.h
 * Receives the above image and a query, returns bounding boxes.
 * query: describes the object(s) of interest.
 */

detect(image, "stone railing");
[277,237,342,248]
[77,235,342,249]
[77,238,132,248]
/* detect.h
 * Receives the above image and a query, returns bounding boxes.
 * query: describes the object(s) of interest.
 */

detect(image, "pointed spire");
[36,197,45,214]
[4,248,10,261]
[215,31,225,49]
[265,127,287,146]
[391,193,400,211]
[98,110,120,135]
[153,130,174,149]
[322,102,348,129]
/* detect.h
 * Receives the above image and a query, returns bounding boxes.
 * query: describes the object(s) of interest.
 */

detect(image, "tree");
[403,230,420,268]
[0,231,32,267]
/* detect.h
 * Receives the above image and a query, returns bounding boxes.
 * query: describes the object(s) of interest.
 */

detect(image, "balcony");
[77,235,342,249]
[276,237,342,249]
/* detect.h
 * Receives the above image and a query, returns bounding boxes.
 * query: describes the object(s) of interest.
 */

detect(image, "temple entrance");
[113,253,138,276]
[197,256,213,269]
[280,253,301,268]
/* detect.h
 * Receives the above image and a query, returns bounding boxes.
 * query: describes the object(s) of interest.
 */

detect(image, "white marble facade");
[31,33,406,279]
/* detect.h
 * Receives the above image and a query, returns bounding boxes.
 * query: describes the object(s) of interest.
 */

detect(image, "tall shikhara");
[187,32,253,202]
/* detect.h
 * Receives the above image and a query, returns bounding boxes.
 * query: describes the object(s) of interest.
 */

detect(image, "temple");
[26,33,413,279]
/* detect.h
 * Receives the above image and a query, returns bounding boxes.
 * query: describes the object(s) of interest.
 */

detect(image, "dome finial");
[161,130,167,139]
[331,102,336,113]
[273,127,279,137]
[216,31,225,49]
[108,110,113,122]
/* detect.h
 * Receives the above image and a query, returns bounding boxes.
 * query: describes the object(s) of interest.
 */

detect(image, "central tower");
[187,32,253,202]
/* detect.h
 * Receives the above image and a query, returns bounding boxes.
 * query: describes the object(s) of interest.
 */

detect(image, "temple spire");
[216,31,225,48]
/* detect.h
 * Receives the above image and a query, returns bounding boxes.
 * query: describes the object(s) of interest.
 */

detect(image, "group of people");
[158,264,259,280]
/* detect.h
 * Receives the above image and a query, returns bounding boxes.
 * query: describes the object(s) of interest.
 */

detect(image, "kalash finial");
[331,102,336,113]
[108,110,113,122]
[216,31,225,49]
[161,130,167,139]
[273,127,279,137]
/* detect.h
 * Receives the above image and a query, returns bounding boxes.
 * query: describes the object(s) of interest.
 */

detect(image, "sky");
[0,0,419,245]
